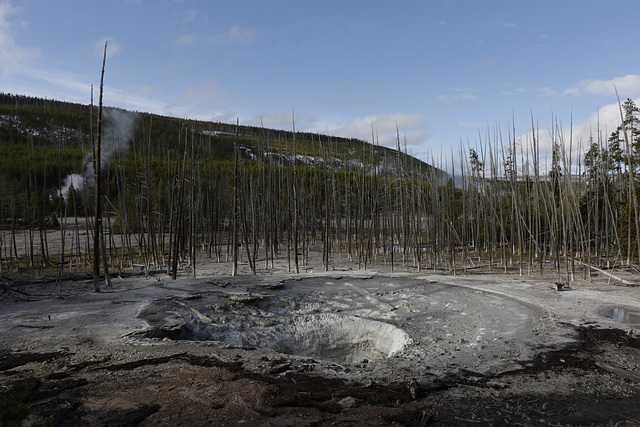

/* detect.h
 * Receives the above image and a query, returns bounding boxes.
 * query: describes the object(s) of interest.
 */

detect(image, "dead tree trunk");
[93,41,108,293]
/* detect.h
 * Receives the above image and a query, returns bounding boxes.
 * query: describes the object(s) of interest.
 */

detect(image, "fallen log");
[17,324,54,329]
[409,378,448,399]
[103,352,188,371]
[596,361,640,383]
[573,260,634,285]
[2,269,163,286]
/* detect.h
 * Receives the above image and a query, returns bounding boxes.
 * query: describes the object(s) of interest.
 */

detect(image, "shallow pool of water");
[601,307,640,326]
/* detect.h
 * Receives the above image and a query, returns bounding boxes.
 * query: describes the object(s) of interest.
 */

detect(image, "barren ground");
[2,241,640,426]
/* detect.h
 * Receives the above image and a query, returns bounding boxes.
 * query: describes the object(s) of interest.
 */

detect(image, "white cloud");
[182,8,196,24]
[455,120,488,127]
[434,92,476,103]
[227,26,256,43]
[104,86,170,113]
[176,76,230,118]
[349,18,374,33]
[209,26,256,44]
[253,111,294,129]
[243,111,430,152]
[326,112,428,148]
[565,74,640,98]
[23,66,170,113]
[502,84,527,96]
[25,67,92,95]
[179,76,223,104]
[481,57,498,66]
[174,34,195,47]
[497,20,517,28]
[536,86,559,97]
[241,110,320,133]
[0,0,39,74]
[509,100,636,175]
[242,111,429,150]
[570,102,622,141]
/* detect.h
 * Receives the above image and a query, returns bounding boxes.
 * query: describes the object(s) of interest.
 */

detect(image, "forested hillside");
[1,92,640,284]
[0,92,438,196]
[0,93,444,278]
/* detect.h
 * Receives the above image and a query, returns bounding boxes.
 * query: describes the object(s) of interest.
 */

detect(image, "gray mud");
[3,260,640,426]
[130,276,560,379]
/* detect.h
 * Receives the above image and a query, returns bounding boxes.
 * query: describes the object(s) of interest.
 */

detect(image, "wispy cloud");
[434,91,476,103]
[24,66,169,113]
[209,26,256,45]
[536,86,559,97]
[105,87,170,114]
[349,18,375,34]
[481,57,498,66]
[497,20,516,28]
[245,111,429,148]
[502,86,527,96]
[455,120,488,127]
[246,110,298,130]
[565,74,640,98]
[0,0,39,74]
[174,34,196,48]
[25,67,92,95]
[326,112,428,147]
[182,8,196,24]
[176,76,230,118]
[450,87,475,92]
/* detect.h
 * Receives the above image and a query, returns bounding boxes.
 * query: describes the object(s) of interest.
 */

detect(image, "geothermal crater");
[138,305,409,364]
[132,276,552,373]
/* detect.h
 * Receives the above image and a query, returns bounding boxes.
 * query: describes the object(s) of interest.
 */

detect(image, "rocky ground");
[2,247,640,426]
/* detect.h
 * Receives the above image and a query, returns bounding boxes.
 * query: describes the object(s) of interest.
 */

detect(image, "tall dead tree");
[93,41,108,293]
[232,119,239,276]
[292,110,300,273]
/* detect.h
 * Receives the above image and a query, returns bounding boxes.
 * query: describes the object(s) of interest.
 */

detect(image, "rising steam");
[59,107,139,200]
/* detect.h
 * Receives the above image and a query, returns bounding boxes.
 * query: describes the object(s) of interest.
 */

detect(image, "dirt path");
[2,254,640,426]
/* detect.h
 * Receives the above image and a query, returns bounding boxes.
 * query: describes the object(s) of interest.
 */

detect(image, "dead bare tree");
[92,41,108,292]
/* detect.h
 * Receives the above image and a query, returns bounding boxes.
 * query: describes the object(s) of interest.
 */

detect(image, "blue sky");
[2,0,640,169]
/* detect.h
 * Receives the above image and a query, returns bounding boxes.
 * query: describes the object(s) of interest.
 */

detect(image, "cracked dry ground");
[1,326,640,426]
